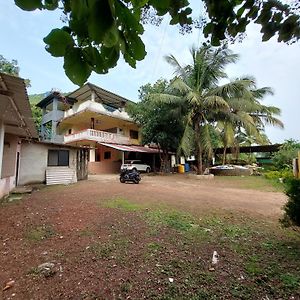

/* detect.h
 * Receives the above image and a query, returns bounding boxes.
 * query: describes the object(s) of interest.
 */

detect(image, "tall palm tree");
[153,45,252,174]
[217,77,283,164]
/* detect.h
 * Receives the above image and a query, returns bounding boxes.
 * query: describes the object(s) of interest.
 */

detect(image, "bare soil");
[1,174,299,300]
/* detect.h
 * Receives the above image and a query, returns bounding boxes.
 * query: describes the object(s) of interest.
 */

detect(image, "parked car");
[121,160,151,173]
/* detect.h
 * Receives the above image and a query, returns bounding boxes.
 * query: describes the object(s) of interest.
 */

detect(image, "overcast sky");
[0,1,299,143]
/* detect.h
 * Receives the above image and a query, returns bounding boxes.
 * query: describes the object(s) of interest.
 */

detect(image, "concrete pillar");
[51,120,57,141]
[122,151,125,164]
[0,122,5,178]
[89,148,96,162]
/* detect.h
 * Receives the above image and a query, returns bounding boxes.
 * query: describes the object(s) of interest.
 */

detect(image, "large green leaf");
[83,46,108,74]
[63,48,91,86]
[103,25,119,48]
[87,0,114,44]
[15,0,42,10]
[44,29,74,57]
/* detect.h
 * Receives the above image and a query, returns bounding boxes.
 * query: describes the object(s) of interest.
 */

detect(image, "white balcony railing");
[63,100,132,122]
[64,129,130,145]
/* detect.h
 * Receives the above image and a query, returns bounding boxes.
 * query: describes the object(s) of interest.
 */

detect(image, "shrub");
[281,179,300,227]
[273,139,300,170]
[264,169,293,180]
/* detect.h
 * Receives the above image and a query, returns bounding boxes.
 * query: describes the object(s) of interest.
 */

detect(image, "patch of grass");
[147,242,163,253]
[103,197,143,211]
[89,242,113,259]
[25,224,55,242]
[146,210,195,232]
[280,273,300,290]
[245,255,263,276]
[214,176,284,192]
[78,228,94,237]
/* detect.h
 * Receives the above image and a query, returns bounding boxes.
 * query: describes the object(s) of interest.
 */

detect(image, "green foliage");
[127,79,185,155]
[281,178,300,227]
[28,93,45,104]
[0,54,31,87]
[158,45,281,174]
[264,169,293,180]
[30,103,42,133]
[15,0,191,85]
[273,139,300,170]
[203,0,300,46]
[0,55,19,76]
[14,0,300,85]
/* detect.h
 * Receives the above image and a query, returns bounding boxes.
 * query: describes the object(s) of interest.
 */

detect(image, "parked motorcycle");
[119,169,141,184]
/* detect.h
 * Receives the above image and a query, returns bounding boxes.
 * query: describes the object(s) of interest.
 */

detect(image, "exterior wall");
[18,142,77,185]
[2,134,19,178]
[0,176,15,199]
[88,146,122,174]
[0,134,19,198]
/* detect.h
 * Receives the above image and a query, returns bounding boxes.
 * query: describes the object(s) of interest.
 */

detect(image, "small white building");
[18,140,88,186]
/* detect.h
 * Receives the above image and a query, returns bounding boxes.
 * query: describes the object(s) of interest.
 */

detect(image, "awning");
[98,142,161,153]
[0,73,38,138]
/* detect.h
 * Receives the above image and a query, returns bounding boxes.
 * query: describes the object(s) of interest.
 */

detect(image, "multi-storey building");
[37,83,160,174]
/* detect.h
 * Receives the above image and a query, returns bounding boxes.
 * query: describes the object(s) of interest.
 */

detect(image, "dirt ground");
[0,174,296,300]
[87,174,286,218]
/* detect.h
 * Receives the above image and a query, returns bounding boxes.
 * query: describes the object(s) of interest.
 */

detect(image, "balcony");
[63,100,132,122]
[64,129,130,145]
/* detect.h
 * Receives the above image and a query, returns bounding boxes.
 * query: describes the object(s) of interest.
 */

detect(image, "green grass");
[214,176,284,192]
[145,209,195,231]
[89,242,113,259]
[25,224,55,241]
[96,197,300,298]
[102,197,144,211]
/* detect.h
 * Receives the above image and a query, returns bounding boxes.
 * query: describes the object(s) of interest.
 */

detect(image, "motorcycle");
[119,169,141,184]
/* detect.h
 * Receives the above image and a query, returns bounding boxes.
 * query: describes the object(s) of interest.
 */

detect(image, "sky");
[0,1,299,143]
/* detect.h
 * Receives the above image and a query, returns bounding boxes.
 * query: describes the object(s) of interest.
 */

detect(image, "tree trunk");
[195,122,203,175]
[222,146,227,165]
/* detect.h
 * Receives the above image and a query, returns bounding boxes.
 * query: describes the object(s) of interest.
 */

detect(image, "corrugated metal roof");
[99,142,161,153]
[67,83,134,109]
[0,73,38,138]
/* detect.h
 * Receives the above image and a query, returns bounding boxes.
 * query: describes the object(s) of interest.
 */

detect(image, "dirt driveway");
[0,175,291,300]
[87,174,286,218]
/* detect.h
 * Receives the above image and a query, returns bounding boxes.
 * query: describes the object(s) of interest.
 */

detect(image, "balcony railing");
[63,100,132,122]
[64,129,130,145]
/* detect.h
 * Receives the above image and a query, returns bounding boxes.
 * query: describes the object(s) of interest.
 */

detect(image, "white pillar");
[89,148,96,162]
[0,122,5,178]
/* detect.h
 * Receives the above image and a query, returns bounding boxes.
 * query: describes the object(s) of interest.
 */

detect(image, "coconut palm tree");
[153,45,254,174]
[217,77,283,164]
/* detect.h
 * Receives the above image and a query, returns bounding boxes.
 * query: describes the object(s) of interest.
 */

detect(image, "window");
[48,150,69,166]
[130,130,139,139]
[104,151,111,159]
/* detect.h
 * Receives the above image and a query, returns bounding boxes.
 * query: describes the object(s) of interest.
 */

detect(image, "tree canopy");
[14,0,300,85]
[148,45,282,174]
[127,79,185,171]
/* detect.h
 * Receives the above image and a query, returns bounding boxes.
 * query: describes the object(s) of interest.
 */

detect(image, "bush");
[273,139,300,170]
[281,179,300,227]
[264,169,293,180]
